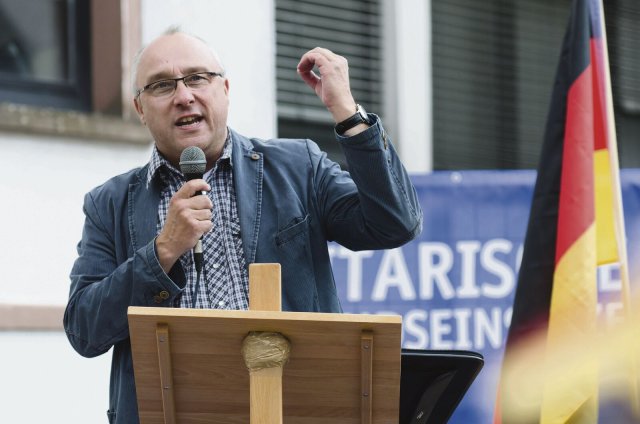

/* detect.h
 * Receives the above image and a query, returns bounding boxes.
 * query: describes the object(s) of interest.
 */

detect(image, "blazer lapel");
[128,166,160,253]
[231,130,263,264]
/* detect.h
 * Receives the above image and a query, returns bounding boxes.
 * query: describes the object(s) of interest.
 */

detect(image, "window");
[0,0,91,111]
[606,0,640,167]
[432,0,640,169]
[432,0,570,169]
[275,0,381,167]
[607,0,640,116]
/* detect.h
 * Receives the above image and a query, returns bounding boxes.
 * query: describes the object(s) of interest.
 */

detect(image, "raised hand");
[297,47,359,124]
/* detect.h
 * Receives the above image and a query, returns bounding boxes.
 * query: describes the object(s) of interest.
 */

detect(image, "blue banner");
[330,169,640,423]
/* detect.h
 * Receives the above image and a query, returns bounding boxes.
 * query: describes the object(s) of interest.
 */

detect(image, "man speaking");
[63,28,422,424]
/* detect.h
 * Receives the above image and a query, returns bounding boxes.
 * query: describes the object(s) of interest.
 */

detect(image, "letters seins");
[329,240,625,351]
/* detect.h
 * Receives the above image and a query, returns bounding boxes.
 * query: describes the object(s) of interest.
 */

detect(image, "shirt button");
[159,290,170,300]
[218,300,226,307]
[153,295,162,304]
[213,263,220,269]
[250,153,260,160]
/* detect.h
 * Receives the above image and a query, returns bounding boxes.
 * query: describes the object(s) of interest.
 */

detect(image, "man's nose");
[173,80,195,104]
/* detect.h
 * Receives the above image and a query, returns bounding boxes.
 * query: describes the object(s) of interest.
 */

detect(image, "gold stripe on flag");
[540,224,598,423]
[594,149,618,265]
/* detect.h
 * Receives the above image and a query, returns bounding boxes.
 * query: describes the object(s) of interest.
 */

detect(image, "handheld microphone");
[179,146,207,274]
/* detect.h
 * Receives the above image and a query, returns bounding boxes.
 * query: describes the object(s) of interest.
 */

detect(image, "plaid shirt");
[146,134,249,310]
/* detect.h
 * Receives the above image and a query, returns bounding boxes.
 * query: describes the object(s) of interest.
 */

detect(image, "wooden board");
[128,307,402,423]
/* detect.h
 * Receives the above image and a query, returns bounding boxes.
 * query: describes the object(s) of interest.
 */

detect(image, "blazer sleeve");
[63,190,184,358]
[312,114,423,250]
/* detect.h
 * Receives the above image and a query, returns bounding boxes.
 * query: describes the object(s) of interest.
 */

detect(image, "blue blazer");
[64,116,422,423]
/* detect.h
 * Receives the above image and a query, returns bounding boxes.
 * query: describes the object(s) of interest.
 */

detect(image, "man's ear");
[133,98,145,125]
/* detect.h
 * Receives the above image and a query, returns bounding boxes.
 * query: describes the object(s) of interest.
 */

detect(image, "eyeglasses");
[136,71,225,98]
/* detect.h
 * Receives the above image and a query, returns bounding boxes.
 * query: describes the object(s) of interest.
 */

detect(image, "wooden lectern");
[128,264,402,423]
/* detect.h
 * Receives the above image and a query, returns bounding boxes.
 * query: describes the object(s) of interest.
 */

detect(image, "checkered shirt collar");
[146,131,233,186]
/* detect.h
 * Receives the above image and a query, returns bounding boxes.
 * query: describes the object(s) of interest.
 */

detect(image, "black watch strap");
[335,104,370,135]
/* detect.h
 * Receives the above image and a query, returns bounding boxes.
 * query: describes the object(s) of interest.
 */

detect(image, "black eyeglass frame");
[135,71,225,99]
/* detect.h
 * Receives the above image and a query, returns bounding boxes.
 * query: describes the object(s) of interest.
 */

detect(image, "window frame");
[0,0,92,111]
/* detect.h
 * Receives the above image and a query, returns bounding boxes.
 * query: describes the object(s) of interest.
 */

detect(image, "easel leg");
[156,323,176,424]
[361,330,373,424]
[250,366,284,424]
[245,263,287,423]
[242,331,291,424]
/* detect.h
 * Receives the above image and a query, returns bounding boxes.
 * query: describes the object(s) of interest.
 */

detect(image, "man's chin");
[175,134,226,157]
[175,134,209,149]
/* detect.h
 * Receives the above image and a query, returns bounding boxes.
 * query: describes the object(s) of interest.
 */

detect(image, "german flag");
[494,0,631,422]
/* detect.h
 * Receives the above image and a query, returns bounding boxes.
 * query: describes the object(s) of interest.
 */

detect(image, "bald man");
[64,28,422,423]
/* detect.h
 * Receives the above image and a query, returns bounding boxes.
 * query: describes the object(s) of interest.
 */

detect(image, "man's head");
[133,29,229,168]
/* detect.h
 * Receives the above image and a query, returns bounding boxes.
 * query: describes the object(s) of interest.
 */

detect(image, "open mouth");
[175,115,203,127]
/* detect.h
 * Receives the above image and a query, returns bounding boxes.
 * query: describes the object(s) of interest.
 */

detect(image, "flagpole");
[597,0,640,415]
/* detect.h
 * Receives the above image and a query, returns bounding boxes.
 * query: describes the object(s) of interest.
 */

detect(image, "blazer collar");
[128,164,161,252]
[230,129,263,264]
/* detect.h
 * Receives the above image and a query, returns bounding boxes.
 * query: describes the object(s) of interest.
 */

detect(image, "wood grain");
[130,308,402,423]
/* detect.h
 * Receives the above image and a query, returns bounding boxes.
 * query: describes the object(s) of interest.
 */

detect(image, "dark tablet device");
[400,349,484,424]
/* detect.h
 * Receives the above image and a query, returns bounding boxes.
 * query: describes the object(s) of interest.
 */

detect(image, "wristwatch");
[335,104,371,135]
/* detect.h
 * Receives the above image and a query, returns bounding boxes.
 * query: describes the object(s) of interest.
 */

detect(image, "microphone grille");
[179,146,207,176]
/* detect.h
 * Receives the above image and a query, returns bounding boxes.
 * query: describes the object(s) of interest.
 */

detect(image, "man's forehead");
[138,34,218,79]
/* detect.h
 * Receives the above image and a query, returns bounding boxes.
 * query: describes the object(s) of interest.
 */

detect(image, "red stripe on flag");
[555,64,595,263]
[591,39,607,151]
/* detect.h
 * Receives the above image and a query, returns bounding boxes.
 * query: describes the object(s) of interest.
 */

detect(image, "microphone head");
[179,146,207,180]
